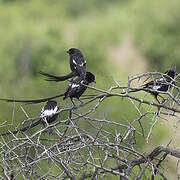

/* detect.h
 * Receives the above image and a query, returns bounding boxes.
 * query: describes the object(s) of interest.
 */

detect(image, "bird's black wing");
[0,118,41,136]
[63,79,87,100]
[0,93,64,104]
[39,71,77,81]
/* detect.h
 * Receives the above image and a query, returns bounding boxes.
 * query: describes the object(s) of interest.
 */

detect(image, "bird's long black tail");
[0,118,41,136]
[0,93,64,104]
[39,71,76,81]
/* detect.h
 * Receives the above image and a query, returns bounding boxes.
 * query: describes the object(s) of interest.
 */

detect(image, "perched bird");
[142,69,176,100]
[40,100,59,125]
[0,72,96,105]
[39,48,87,81]
[0,100,59,136]
[63,71,96,106]
[67,48,87,78]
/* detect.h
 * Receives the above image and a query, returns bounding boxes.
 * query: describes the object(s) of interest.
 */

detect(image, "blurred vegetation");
[0,0,179,179]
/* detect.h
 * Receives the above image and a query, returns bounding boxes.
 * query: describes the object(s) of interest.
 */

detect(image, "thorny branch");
[0,72,179,179]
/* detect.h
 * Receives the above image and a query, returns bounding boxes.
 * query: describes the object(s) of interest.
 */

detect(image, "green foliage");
[0,0,179,178]
[133,0,180,70]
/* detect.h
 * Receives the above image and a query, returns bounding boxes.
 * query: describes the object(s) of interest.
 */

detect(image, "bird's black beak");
[66,50,69,54]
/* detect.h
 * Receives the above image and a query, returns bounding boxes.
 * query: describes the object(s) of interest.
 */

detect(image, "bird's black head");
[66,48,82,55]
[46,100,57,109]
[85,72,96,84]
[165,69,176,79]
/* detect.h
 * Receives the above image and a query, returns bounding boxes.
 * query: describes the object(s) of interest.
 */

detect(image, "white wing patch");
[40,106,58,117]
[156,77,165,83]
[79,60,86,67]
[72,59,77,65]
[158,78,164,82]
[152,85,161,91]
[79,62,85,67]
[71,83,80,88]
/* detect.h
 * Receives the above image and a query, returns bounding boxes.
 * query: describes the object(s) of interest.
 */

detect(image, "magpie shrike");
[40,100,59,125]
[63,71,95,106]
[142,69,176,100]
[0,100,59,136]
[0,72,96,105]
[39,48,87,81]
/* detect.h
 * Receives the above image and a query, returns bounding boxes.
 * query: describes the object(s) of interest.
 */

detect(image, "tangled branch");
[0,72,179,179]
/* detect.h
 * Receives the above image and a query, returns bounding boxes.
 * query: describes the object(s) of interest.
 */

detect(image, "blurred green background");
[0,0,180,179]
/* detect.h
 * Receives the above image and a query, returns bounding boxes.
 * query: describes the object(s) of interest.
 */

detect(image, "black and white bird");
[0,72,96,105]
[39,48,87,82]
[141,69,176,100]
[63,71,96,106]
[0,100,59,136]
[40,100,59,125]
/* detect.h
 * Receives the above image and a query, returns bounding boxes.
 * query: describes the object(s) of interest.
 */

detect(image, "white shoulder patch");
[152,85,161,91]
[53,106,58,112]
[40,106,58,117]
[79,61,86,67]
[72,59,77,65]
[157,77,164,82]
[79,63,84,67]
[72,83,80,88]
